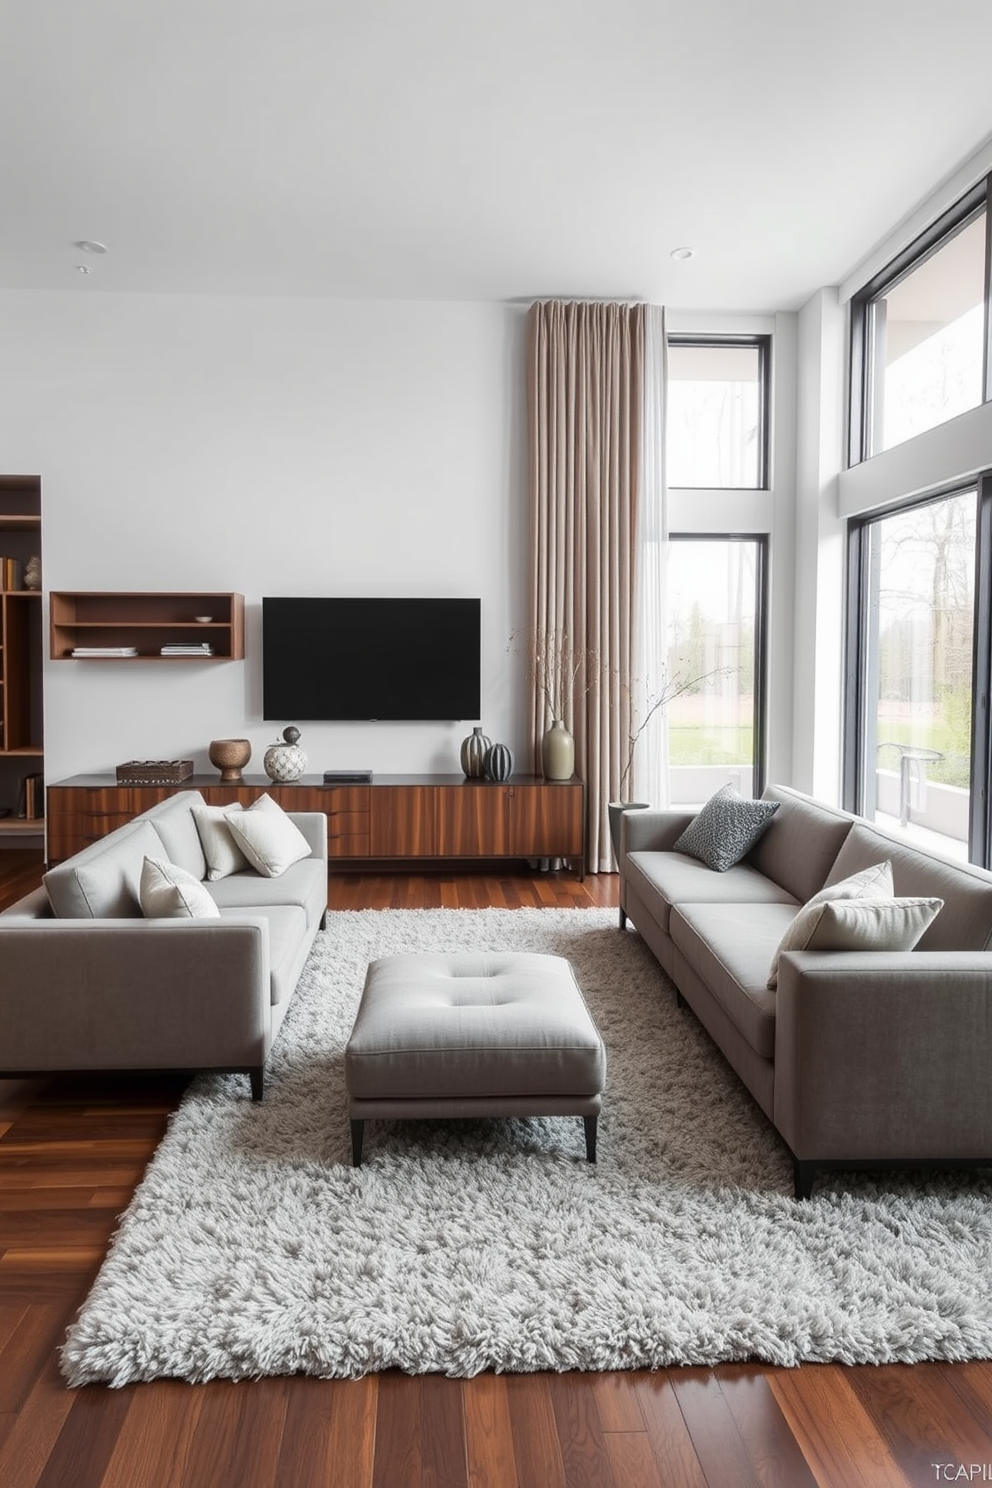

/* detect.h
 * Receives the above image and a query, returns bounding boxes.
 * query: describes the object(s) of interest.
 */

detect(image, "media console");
[46,773,586,878]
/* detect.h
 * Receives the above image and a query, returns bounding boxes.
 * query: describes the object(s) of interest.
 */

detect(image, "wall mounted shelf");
[50,592,245,661]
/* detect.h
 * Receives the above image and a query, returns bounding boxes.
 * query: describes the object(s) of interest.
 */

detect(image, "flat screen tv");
[262,597,481,722]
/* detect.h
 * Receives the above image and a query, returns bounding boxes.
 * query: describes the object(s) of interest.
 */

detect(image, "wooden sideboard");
[46,773,586,877]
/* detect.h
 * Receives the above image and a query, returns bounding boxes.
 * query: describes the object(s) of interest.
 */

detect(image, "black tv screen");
[262,597,481,722]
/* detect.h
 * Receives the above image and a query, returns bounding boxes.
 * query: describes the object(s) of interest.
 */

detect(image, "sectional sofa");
[0,790,328,1099]
[619,784,992,1196]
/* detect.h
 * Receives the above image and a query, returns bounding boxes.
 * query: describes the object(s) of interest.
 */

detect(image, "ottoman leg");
[350,1119,365,1167]
[583,1115,598,1163]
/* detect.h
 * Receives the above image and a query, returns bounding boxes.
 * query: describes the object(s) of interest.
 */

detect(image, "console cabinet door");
[436,784,510,857]
[509,783,584,858]
[370,786,437,856]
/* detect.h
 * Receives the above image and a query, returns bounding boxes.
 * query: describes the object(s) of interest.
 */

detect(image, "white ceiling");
[3,0,992,311]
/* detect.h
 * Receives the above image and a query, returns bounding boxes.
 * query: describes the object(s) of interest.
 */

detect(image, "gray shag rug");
[61,907,992,1385]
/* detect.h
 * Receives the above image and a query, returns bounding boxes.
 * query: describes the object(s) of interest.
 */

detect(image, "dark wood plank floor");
[2,851,991,1487]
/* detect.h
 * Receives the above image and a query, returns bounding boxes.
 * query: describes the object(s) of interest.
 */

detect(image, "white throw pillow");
[192,803,249,881]
[223,794,311,878]
[803,896,943,953]
[766,861,894,989]
[139,856,220,919]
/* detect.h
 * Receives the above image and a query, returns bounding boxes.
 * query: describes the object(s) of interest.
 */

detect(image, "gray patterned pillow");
[672,784,780,872]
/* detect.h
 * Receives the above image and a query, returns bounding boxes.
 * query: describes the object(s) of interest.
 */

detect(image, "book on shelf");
[160,642,214,656]
[70,646,140,657]
[16,772,44,820]
[0,556,23,591]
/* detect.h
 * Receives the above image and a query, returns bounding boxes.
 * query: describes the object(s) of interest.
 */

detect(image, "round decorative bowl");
[209,738,251,783]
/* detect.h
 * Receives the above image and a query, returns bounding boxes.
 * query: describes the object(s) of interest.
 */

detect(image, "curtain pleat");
[527,300,651,872]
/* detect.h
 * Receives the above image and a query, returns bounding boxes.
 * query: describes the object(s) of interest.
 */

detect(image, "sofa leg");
[320,908,328,930]
[583,1115,598,1163]
[249,1067,264,1101]
[618,906,627,930]
[675,989,685,1009]
[351,1119,365,1167]
[794,1160,816,1200]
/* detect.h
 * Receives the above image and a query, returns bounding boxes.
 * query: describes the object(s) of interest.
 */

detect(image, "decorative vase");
[460,725,491,779]
[607,799,651,862]
[208,738,252,783]
[483,742,513,782]
[263,725,307,783]
[542,720,574,781]
[23,556,41,591]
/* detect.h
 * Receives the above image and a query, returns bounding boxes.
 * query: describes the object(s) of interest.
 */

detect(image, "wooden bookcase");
[0,476,43,840]
[47,774,586,875]
[49,592,246,660]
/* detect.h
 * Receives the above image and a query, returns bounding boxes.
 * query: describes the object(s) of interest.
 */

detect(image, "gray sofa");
[0,790,328,1099]
[619,784,992,1197]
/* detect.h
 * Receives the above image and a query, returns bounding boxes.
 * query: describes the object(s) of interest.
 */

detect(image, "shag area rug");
[62,907,992,1385]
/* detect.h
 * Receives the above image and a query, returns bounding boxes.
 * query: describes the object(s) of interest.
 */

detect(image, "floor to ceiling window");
[849,488,979,860]
[666,536,767,806]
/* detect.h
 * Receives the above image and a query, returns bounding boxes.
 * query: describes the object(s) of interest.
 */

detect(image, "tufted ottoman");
[344,951,607,1165]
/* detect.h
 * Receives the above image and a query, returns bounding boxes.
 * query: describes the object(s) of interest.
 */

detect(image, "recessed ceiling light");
[71,239,108,254]
[76,264,92,275]
[670,246,695,262]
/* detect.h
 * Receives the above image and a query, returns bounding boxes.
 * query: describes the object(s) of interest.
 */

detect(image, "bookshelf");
[0,476,44,842]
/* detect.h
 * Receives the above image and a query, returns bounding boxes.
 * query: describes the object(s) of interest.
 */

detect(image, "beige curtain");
[527,300,645,872]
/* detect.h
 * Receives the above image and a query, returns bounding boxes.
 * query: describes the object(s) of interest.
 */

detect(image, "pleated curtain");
[527,300,668,873]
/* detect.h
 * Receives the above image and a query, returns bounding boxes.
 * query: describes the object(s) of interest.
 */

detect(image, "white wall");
[0,291,530,783]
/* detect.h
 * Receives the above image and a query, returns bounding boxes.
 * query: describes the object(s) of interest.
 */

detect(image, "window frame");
[666,334,772,491]
[848,176,992,468]
[843,476,992,867]
[667,532,769,797]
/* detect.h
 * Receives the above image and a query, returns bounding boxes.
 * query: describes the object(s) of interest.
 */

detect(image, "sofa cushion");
[800,896,943,953]
[626,849,798,935]
[139,856,221,920]
[43,821,167,919]
[223,795,311,878]
[133,791,207,879]
[217,904,306,1006]
[670,902,796,1059]
[672,785,779,872]
[826,822,992,951]
[747,785,856,902]
[192,803,250,881]
[205,857,327,930]
[766,861,894,989]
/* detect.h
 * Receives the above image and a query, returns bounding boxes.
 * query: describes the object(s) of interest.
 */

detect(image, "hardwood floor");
[2,852,991,1487]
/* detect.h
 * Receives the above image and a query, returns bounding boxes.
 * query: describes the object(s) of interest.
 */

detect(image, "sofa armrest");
[0,917,273,1073]
[620,809,695,856]
[774,950,992,1161]
[286,811,328,864]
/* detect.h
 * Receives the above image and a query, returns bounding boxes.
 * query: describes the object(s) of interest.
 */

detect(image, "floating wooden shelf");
[50,592,246,661]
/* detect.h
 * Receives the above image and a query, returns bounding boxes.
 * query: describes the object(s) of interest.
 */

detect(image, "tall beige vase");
[542,720,575,781]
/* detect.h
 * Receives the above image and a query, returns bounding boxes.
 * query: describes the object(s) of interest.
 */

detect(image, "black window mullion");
[969,473,992,867]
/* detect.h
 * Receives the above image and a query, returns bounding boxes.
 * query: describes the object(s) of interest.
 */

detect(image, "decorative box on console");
[116,759,194,785]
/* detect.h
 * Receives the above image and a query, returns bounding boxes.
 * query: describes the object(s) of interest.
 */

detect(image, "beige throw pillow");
[192,803,249,881]
[223,794,311,878]
[766,861,893,989]
[803,896,943,953]
[139,856,220,919]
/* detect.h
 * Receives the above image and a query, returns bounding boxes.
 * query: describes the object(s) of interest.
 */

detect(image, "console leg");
[794,1160,816,1200]
[249,1067,264,1102]
[351,1119,365,1167]
[583,1115,598,1163]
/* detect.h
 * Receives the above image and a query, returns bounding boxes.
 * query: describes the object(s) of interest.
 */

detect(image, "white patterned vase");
[263,725,307,783]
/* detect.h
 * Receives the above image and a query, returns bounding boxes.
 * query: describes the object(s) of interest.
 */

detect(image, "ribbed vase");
[483,742,513,782]
[460,726,491,779]
[542,720,574,781]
